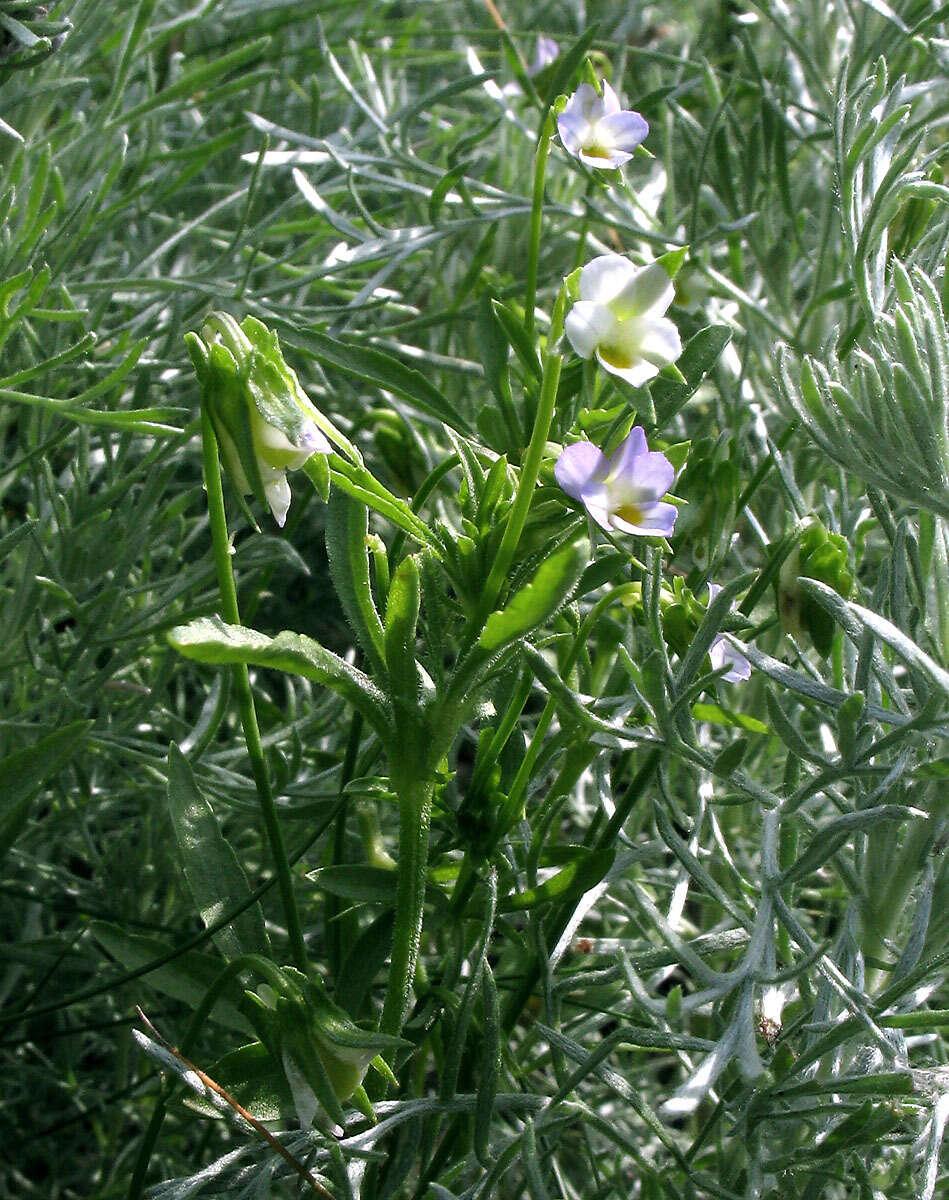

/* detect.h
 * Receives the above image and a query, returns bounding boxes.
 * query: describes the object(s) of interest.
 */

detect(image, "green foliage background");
[2,1,949,1197]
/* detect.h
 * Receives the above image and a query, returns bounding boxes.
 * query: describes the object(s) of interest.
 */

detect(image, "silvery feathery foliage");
[779,59,949,519]
[779,263,949,519]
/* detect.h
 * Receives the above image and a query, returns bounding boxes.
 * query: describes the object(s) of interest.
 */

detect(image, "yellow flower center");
[613,502,644,526]
[598,344,636,370]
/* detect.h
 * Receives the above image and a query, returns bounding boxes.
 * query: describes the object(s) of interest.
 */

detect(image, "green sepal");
[385,554,423,739]
[277,995,348,1125]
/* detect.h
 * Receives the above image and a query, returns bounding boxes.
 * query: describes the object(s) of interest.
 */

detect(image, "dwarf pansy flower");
[186,313,332,528]
[565,253,682,388]
[555,426,678,537]
[557,82,648,169]
[707,583,752,683]
[502,36,559,96]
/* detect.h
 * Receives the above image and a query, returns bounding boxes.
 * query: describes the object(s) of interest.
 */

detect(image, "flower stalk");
[200,406,308,974]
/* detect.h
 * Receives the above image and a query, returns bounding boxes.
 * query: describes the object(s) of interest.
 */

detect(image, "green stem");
[470,288,566,634]
[524,115,554,337]
[200,407,308,974]
[380,767,435,1036]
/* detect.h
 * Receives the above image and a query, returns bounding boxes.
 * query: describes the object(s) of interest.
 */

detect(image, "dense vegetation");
[2,1,948,1197]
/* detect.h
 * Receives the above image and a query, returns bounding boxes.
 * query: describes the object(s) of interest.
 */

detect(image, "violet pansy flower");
[707,583,752,683]
[555,427,678,537]
[557,82,648,169]
[565,253,682,388]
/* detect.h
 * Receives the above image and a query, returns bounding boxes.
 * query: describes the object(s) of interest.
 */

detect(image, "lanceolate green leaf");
[802,578,949,698]
[385,554,423,741]
[0,721,91,863]
[499,847,615,913]
[650,325,732,428]
[89,922,253,1036]
[299,328,471,433]
[479,533,589,653]
[168,617,393,741]
[166,745,270,961]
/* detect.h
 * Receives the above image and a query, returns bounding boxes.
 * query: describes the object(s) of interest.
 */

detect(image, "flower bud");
[778,519,854,656]
[185,313,331,526]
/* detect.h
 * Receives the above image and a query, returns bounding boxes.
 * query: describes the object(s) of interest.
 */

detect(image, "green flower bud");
[778,519,854,656]
[185,313,332,527]
[279,970,408,1109]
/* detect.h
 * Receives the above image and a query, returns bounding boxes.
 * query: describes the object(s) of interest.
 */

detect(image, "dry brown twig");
[135,1007,332,1199]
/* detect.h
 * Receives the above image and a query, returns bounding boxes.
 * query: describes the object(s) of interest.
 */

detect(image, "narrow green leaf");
[385,553,423,737]
[309,865,397,905]
[650,326,732,428]
[183,1041,293,1121]
[802,579,949,698]
[167,745,270,961]
[500,846,615,913]
[325,491,387,679]
[89,922,253,1035]
[0,721,90,862]
[168,617,393,742]
[300,328,469,432]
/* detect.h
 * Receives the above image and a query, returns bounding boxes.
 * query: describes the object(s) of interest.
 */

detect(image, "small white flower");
[565,253,682,388]
[557,82,648,169]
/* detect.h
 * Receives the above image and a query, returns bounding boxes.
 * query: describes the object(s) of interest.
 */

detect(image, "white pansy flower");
[565,253,682,387]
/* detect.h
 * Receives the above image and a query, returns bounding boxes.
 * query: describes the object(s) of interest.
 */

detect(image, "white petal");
[610,261,675,320]
[637,316,682,367]
[610,500,679,537]
[578,253,640,305]
[264,474,292,527]
[578,146,633,169]
[594,350,658,388]
[564,300,616,359]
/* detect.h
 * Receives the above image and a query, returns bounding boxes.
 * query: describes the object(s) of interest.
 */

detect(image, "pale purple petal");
[563,82,600,123]
[605,427,649,480]
[555,441,609,500]
[579,254,640,305]
[530,37,559,73]
[638,317,682,367]
[565,300,615,359]
[600,81,622,116]
[610,500,678,537]
[298,421,332,454]
[627,451,676,501]
[557,108,592,156]
[610,262,675,320]
[597,109,648,152]
[579,497,613,532]
[710,635,752,682]
[594,351,659,387]
[707,582,723,602]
